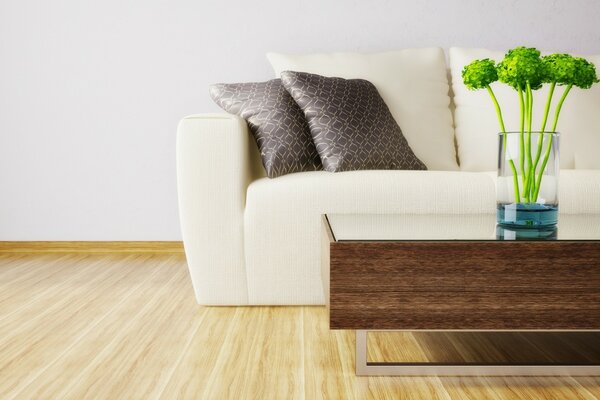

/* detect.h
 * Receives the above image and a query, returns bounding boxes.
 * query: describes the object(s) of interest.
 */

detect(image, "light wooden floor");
[1,253,599,399]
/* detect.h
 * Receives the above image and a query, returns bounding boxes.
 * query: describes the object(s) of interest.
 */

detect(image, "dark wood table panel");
[329,241,600,330]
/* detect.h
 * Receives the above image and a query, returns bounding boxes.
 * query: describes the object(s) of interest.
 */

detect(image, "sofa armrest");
[176,113,261,304]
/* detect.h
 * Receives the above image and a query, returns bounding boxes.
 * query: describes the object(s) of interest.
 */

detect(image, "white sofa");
[177,48,600,305]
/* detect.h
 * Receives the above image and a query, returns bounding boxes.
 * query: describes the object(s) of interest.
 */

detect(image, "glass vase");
[497,132,559,227]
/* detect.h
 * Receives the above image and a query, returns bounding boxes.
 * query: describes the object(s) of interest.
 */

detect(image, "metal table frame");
[355,330,600,376]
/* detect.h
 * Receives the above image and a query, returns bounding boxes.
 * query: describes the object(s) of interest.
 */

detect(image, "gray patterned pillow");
[280,71,427,172]
[209,79,322,178]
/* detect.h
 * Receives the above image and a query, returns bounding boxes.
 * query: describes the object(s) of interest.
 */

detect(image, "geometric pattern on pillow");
[281,71,427,172]
[210,79,322,178]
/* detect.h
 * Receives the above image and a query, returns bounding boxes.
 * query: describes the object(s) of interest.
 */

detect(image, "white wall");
[1,0,599,240]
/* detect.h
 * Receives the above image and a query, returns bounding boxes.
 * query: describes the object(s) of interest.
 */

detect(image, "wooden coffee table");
[321,214,600,376]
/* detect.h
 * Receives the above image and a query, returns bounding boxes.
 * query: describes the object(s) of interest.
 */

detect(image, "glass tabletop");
[325,214,600,241]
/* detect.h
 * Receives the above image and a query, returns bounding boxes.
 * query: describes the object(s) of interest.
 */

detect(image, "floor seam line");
[153,306,207,400]
[201,308,242,399]
[301,307,306,400]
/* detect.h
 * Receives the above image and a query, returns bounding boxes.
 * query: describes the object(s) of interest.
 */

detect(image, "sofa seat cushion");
[243,170,496,304]
[243,169,600,304]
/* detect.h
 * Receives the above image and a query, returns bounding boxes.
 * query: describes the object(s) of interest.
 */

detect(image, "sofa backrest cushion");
[450,47,600,171]
[267,48,458,171]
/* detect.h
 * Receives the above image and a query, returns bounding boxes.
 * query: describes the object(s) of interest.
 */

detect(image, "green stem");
[532,133,555,202]
[540,82,555,133]
[525,82,534,202]
[486,85,520,203]
[486,85,506,132]
[531,82,555,200]
[518,86,526,202]
[533,84,572,201]
[508,159,521,204]
[551,84,572,132]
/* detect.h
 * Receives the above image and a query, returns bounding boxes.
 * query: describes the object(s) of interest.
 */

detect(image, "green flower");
[542,53,577,85]
[573,57,599,89]
[542,53,599,88]
[462,59,498,90]
[497,47,544,90]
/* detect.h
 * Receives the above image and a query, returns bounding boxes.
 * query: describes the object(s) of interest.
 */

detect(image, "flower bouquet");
[462,47,598,227]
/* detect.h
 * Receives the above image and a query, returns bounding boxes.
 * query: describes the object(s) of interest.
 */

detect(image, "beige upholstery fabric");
[244,170,496,304]
[176,114,262,305]
[241,170,600,301]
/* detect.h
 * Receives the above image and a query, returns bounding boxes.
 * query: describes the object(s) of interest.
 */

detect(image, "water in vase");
[497,202,558,227]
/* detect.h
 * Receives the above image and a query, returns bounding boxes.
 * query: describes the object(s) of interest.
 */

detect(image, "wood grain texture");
[159,307,238,398]
[1,253,599,399]
[0,241,184,253]
[0,254,155,397]
[21,260,182,398]
[329,241,600,330]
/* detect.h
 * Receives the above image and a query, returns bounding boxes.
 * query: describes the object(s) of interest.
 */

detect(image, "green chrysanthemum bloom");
[542,53,577,85]
[462,59,498,90]
[573,57,599,89]
[497,46,544,90]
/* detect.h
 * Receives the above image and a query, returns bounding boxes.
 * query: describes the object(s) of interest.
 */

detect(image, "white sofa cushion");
[450,47,600,171]
[267,49,459,171]
[244,170,496,304]
[243,169,600,305]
